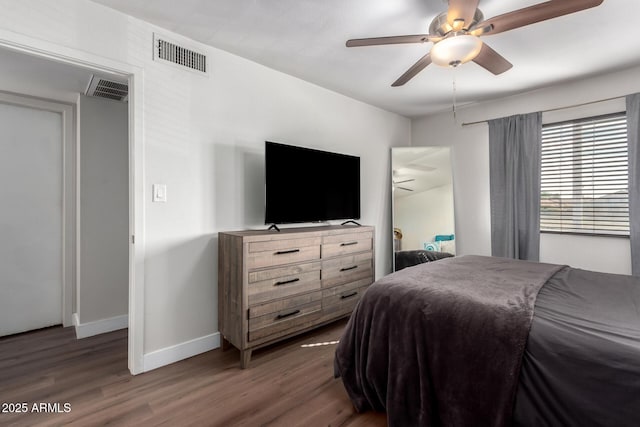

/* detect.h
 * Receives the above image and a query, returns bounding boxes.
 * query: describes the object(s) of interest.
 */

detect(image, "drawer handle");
[275,249,300,255]
[276,309,301,320]
[340,265,358,272]
[340,291,358,300]
[340,241,358,247]
[274,278,300,286]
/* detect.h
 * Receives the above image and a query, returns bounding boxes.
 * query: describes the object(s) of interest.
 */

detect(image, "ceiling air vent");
[85,75,128,102]
[153,33,208,75]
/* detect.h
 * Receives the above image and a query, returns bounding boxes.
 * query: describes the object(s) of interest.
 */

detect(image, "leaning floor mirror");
[391,147,456,271]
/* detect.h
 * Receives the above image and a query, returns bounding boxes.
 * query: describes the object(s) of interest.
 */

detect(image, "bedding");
[394,249,454,271]
[334,255,640,427]
[514,266,640,426]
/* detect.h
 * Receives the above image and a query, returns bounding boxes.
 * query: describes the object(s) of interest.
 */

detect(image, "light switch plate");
[152,184,167,202]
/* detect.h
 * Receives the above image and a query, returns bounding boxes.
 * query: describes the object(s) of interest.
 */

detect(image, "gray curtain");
[488,112,542,261]
[627,94,640,277]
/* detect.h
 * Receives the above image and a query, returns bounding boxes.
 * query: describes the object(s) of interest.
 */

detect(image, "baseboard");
[73,313,128,339]
[143,332,220,372]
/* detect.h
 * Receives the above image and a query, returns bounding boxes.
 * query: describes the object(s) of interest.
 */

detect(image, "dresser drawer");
[248,299,322,342]
[248,236,321,253]
[322,252,373,288]
[322,232,372,258]
[322,279,370,317]
[248,262,321,305]
[247,237,321,269]
[323,231,373,244]
[249,290,322,319]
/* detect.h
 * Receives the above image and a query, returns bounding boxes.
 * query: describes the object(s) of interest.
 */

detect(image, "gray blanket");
[334,255,564,427]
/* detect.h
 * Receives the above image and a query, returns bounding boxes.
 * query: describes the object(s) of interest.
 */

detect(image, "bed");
[334,255,640,427]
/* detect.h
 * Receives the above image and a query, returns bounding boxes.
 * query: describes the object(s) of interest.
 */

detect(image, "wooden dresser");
[218,225,375,368]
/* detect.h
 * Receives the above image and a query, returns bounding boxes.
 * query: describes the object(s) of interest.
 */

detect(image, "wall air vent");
[153,33,208,75]
[85,75,128,102]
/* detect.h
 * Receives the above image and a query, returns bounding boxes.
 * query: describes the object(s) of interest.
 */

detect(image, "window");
[540,113,629,236]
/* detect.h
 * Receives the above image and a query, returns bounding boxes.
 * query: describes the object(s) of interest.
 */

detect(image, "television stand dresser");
[218,225,374,368]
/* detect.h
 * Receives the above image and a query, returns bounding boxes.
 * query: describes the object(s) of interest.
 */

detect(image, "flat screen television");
[265,141,360,224]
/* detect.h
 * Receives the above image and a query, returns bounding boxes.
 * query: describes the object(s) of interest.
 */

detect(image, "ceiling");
[91,0,640,118]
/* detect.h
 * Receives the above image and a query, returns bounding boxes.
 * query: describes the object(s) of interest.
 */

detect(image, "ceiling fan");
[393,178,415,191]
[346,0,604,87]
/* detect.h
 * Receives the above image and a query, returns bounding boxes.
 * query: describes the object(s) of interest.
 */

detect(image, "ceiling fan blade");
[394,179,415,184]
[473,43,513,75]
[397,187,414,192]
[469,23,493,37]
[447,0,480,29]
[478,0,604,36]
[346,34,437,47]
[391,53,432,87]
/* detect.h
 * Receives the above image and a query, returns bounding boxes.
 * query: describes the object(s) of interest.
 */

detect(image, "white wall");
[412,65,640,274]
[78,94,128,324]
[0,0,410,366]
[394,184,455,251]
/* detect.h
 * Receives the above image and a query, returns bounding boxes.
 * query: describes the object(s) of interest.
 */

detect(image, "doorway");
[0,39,143,373]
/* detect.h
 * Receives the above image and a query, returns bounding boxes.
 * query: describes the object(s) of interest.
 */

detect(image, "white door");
[0,102,63,336]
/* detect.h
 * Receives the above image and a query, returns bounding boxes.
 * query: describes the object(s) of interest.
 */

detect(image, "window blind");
[540,112,629,236]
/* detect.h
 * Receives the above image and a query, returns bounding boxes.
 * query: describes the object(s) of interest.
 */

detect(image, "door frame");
[0,30,146,374]
[0,92,74,329]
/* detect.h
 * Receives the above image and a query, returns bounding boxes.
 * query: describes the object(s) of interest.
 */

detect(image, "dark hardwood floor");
[0,320,386,426]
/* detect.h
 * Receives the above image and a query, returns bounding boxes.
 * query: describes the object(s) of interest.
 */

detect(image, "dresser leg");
[240,349,252,369]
[221,336,231,351]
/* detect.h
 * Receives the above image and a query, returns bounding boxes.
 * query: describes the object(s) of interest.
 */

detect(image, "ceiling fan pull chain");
[452,67,458,124]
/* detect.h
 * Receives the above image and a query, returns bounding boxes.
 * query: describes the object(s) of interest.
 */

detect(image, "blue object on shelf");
[435,234,454,242]
[424,242,440,251]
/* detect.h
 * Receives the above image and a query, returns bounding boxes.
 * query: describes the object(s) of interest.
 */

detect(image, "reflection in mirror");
[392,147,456,271]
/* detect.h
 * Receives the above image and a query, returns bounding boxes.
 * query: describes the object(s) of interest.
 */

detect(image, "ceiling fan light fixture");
[430,34,483,67]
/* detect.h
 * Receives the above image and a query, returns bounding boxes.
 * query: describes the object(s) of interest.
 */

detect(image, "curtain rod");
[460,95,626,127]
